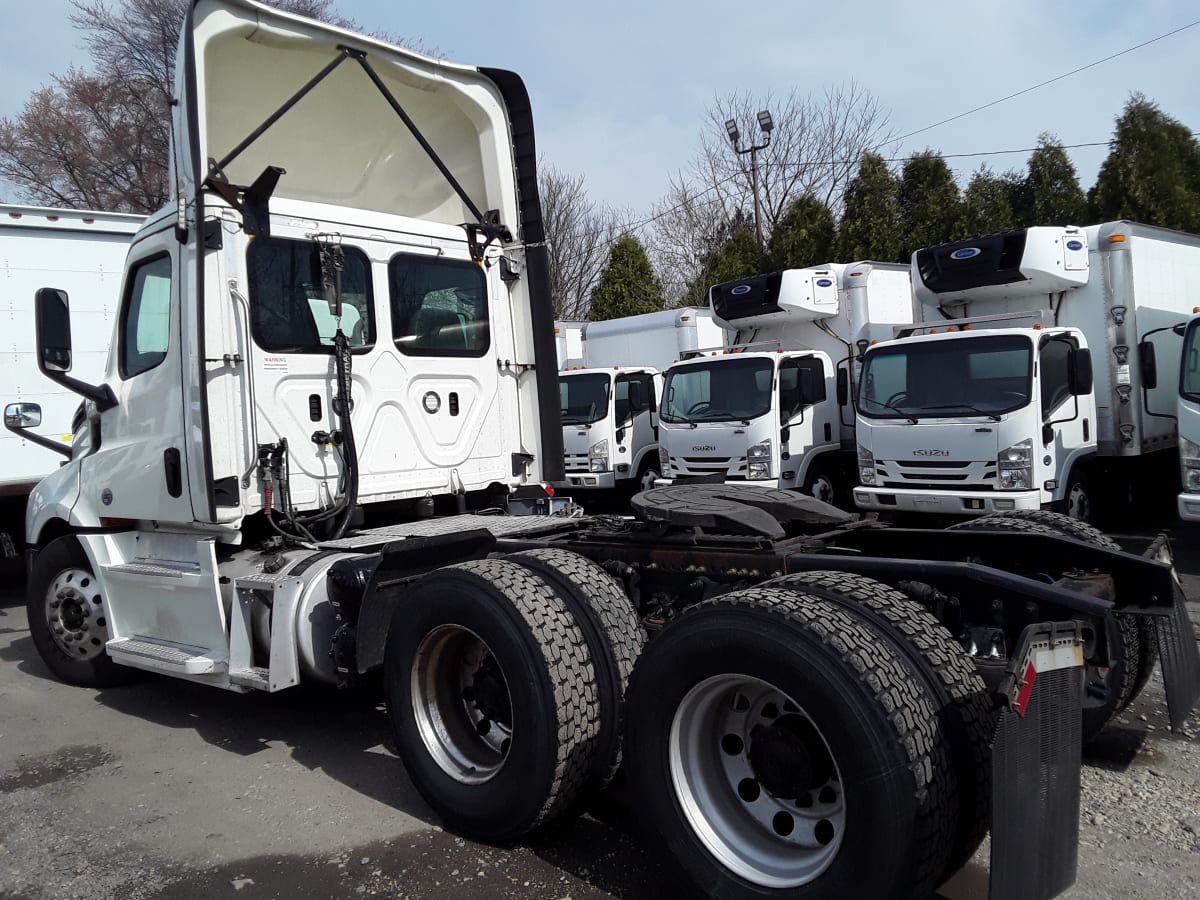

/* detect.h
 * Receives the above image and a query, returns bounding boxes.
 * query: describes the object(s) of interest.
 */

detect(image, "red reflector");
[543,484,555,497]
[82,217,95,224]
[1012,661,1037,716]
[9,212,21,219]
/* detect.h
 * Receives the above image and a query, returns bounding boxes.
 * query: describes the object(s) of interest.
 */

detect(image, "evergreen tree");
[1023,133,1088,226]
[680,213,762,306]
[588,234,665,321]
[1089,93,1200,231]
[957,166,1016,238]
[765,195,835,271]
[897,151,961,259]
[835,152,901,261]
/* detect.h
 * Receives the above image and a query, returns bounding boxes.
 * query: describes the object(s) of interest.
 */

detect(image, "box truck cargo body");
[1178,312,1200,520]
[854,223,1200,520]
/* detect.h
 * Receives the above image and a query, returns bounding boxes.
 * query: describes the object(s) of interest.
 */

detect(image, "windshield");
[662,358,774,423]
[560,373,611,425]
[1182,318,1200,403]
[859,334,1033,419]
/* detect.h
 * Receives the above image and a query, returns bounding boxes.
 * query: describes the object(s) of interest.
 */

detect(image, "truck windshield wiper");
[863,399,918,424]
[915,403,1003,422]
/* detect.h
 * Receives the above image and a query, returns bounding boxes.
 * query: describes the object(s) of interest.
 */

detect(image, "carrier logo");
[816,278,833,287]
[1066,239,1083,251]
[913,449,951,457]
[731,285,752,296]
[950,247,981,260]
[692,445,717,452]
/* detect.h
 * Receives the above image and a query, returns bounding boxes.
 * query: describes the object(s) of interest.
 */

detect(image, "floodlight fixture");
[724,119,740,145]
[757,110,774,134]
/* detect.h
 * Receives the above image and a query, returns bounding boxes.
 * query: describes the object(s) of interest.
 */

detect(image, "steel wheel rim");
[641,468,660,492]
[1067,483,1090,521]
[45,567,106,661]
[809,476,835,505]
[410,624,513,784]
[669,674,845,888]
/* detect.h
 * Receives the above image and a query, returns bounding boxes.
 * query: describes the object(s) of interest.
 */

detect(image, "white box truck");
[853,223,1200,521]
[1178,310,1200,520]
[10,7,1198,899]
[0,205,142,554]
[554,320,584,368]
[555,307,725,491]
[656,263,913,504]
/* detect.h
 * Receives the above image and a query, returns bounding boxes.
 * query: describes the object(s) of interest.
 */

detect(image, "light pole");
[724,109,773,255]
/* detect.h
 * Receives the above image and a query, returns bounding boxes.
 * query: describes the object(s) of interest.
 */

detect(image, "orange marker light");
[1109,234,1126,243]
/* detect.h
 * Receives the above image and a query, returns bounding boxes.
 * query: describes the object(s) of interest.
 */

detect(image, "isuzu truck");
[556,307,725,492]
[7,5,1199,900]
[854,223,1200,522]
[0,205,142,555]
[656,263,913,505]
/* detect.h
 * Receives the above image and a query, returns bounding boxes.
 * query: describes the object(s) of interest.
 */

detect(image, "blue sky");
[2,0,1197,222]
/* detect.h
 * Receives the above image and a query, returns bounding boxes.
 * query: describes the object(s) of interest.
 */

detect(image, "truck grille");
[669,455,748,476]
[876,458,998,492]
[563,453,590,472]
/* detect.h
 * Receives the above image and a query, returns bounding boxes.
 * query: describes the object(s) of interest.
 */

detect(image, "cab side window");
[119,255,172,378]
[779,358,826,421]
[1040,339,1073,419]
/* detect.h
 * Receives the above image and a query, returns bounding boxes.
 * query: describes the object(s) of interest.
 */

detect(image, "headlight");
[747,439,771,480]
[998,438,1032,491]
[857,444,876,486]
[658,445,669,475]
[589,439,609,472]
[1182,436,1200,492]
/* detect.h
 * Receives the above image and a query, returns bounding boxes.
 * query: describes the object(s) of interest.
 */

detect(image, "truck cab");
[854,323,1095,516]
[557,365,661,491]
[657,346,835,493]
[1179,312,1200,520]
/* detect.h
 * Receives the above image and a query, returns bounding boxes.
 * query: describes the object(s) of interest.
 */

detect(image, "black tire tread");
[682,586,952,899]
[505,548,646,787]
[968,509,1121,550]
[763,570,993,877]
[436,559,600,830]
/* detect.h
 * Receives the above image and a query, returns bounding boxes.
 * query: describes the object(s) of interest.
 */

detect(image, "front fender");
[25,460,83,545]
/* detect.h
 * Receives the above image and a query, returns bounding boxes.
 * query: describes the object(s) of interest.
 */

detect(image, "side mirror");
[836,369,849,406]
[1138,340,1158,390]
[616,426,626,445]
[36,288,74,374]
[781,424,791,444]
[1068,347,1094,395]
[4,402,42,429]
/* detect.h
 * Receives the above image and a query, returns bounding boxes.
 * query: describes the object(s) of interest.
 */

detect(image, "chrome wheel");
[669,674,845,888]
[44,567,106,661]
[410,625,513,785]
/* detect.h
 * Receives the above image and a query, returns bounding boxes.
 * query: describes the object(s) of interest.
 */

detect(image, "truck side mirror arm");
[4,402,72,458]
[35,288,117,411]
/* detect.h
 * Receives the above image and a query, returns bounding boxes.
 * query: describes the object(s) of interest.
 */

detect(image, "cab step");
[107,636,226,675]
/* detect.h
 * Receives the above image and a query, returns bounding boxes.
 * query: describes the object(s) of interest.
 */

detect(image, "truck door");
[79,231,193,522]
[780,357,836,447]
[1039,335,1094,470]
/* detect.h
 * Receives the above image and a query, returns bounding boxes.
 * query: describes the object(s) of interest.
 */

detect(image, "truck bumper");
[1178,492,1200,522]
[653,476,782,490]
[853,486,1042,516]
[555,470,619,490]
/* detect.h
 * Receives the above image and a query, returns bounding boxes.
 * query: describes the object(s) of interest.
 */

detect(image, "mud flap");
[1145,536,1200,732]
[990,622,1084,900]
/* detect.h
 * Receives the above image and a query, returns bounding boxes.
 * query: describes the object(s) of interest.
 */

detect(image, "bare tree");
[538,160,622,320]
[0,1,421,212]
[647,83,893,298]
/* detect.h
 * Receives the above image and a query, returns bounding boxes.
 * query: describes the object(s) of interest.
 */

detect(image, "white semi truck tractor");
[8,5,1199,900]
[1178,309,1200,520]
[557,307,725,492]
[656,263,913,505]
[0,206,143,555]
[854,223,1200,522]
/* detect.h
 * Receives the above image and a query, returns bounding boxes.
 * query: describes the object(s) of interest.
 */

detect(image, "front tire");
[624,587,950,899]
[384,559,599,841]
[802,461,839,508]
[26,536,135,687]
